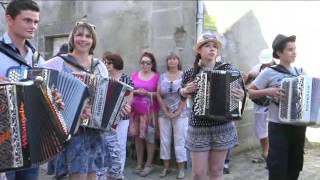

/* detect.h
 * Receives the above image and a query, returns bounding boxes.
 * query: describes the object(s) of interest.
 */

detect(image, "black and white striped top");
[119,73,134,120]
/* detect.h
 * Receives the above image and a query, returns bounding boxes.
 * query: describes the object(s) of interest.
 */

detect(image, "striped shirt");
[119,73,133,120]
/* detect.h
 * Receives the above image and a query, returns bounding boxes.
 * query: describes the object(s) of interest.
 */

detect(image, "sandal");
[140,166,153,177]
[251,155,265,163]
[133,165,143,174]
[159,168,169,178]
[176,169,185,179]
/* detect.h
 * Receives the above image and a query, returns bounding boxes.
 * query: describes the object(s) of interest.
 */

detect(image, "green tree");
[204,14,217,32]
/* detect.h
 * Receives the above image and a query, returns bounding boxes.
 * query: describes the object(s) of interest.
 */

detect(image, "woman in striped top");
[102,52,133,179]
[179,32,245,180]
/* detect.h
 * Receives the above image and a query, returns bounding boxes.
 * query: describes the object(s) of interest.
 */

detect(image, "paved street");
[40,144,320,180]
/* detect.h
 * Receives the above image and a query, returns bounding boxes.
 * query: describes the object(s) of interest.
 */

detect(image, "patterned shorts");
[185,122,238,152]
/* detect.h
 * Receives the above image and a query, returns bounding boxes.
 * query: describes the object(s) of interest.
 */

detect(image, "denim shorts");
[6,166,39,180]
[54,128,104,175]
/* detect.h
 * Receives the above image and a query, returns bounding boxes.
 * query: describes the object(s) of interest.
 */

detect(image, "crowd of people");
[0,1,309,180]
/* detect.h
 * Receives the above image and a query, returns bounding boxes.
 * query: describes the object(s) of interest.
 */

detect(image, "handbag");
[145,93,156,144]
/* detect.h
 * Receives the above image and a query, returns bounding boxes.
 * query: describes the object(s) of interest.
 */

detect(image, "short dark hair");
[166,52,182,70]
[6,0,40,19]
[274,38,296,58]
[104,53,124,70]
[140,52,157,72]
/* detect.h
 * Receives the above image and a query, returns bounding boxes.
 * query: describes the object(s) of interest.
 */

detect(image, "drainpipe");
[196,0,204,37]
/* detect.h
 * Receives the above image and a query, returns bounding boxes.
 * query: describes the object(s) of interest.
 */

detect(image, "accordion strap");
[0,41,31,67]
[269,64,302,76]
[58,54,99,74]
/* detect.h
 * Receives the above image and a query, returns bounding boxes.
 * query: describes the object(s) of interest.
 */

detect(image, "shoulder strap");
[58,54,91,73]
[0,42,31,67]
[214,62,231,70]
[269,64,295,76]
[91,58,99,71]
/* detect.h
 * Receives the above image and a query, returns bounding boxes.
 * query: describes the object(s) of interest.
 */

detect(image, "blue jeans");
[6,167,39,180]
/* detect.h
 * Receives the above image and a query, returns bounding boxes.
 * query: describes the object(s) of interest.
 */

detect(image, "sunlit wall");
[205,1,320,77]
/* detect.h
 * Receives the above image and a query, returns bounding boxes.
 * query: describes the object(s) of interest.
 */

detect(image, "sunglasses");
[76,21,96,30]
[106,61,112,65]
[202,32,217,41]
[140,61,152,65]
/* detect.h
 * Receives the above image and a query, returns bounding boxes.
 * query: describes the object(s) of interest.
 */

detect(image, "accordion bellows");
[0,83,68,171]
[1,67,89,171]
[279,76,320,125]
[73,72,133,131]
[193,70,243,121]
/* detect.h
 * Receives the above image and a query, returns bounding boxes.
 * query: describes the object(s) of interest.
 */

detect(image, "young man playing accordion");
[0,1,63,180]
[248,34,306,180]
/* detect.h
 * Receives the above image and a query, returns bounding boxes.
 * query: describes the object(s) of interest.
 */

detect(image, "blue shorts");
[55,129,104,175]
[6,167,39,180]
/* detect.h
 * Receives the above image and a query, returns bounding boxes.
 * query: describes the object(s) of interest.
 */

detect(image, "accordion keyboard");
[279,81,290,120]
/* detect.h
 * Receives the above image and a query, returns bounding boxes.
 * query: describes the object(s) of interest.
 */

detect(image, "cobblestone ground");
[40,144,320,180]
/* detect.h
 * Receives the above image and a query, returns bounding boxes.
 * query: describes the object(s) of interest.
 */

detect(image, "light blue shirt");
[253,67,303,123]
[0,32,45,77]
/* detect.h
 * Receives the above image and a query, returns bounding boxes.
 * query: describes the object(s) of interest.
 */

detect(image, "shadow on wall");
[222,10,268,72]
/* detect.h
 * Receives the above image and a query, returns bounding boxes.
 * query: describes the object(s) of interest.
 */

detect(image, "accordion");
[193,70,243,121]
[279,76,320,125]
[73,72,133,131]
[0,81,69,171]
[7,67,89,136]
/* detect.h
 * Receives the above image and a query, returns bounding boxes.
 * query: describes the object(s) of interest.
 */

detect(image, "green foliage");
[204,14,217,32]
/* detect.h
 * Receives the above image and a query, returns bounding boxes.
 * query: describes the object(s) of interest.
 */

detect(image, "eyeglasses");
[76,21,96,30]
[106,61,112,65]
[169,81,173,93]
[140,61,152,65]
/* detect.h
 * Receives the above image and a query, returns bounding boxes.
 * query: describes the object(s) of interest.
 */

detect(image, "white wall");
[205,1,320,77]
[205,1,320,144]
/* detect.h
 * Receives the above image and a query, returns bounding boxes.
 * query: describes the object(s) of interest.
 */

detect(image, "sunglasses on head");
[76,21,96,30]
[140,61,152,65]
[202,32,217,41]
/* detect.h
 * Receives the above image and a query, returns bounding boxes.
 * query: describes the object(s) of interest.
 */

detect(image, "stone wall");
[34,1,197,74]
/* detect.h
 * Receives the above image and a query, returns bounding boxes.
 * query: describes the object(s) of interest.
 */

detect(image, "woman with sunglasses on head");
[44,22,107,180]
[100,52,133,180]
[156,52,189,179]
[130,52,160,177]
[179,32,245,180]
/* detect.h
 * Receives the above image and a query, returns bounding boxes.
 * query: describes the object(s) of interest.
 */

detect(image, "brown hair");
[6,0,40,19]
[140,52,157,72]
[104,53,124,70]
[68,22,96,55]
[166,52,182,70]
